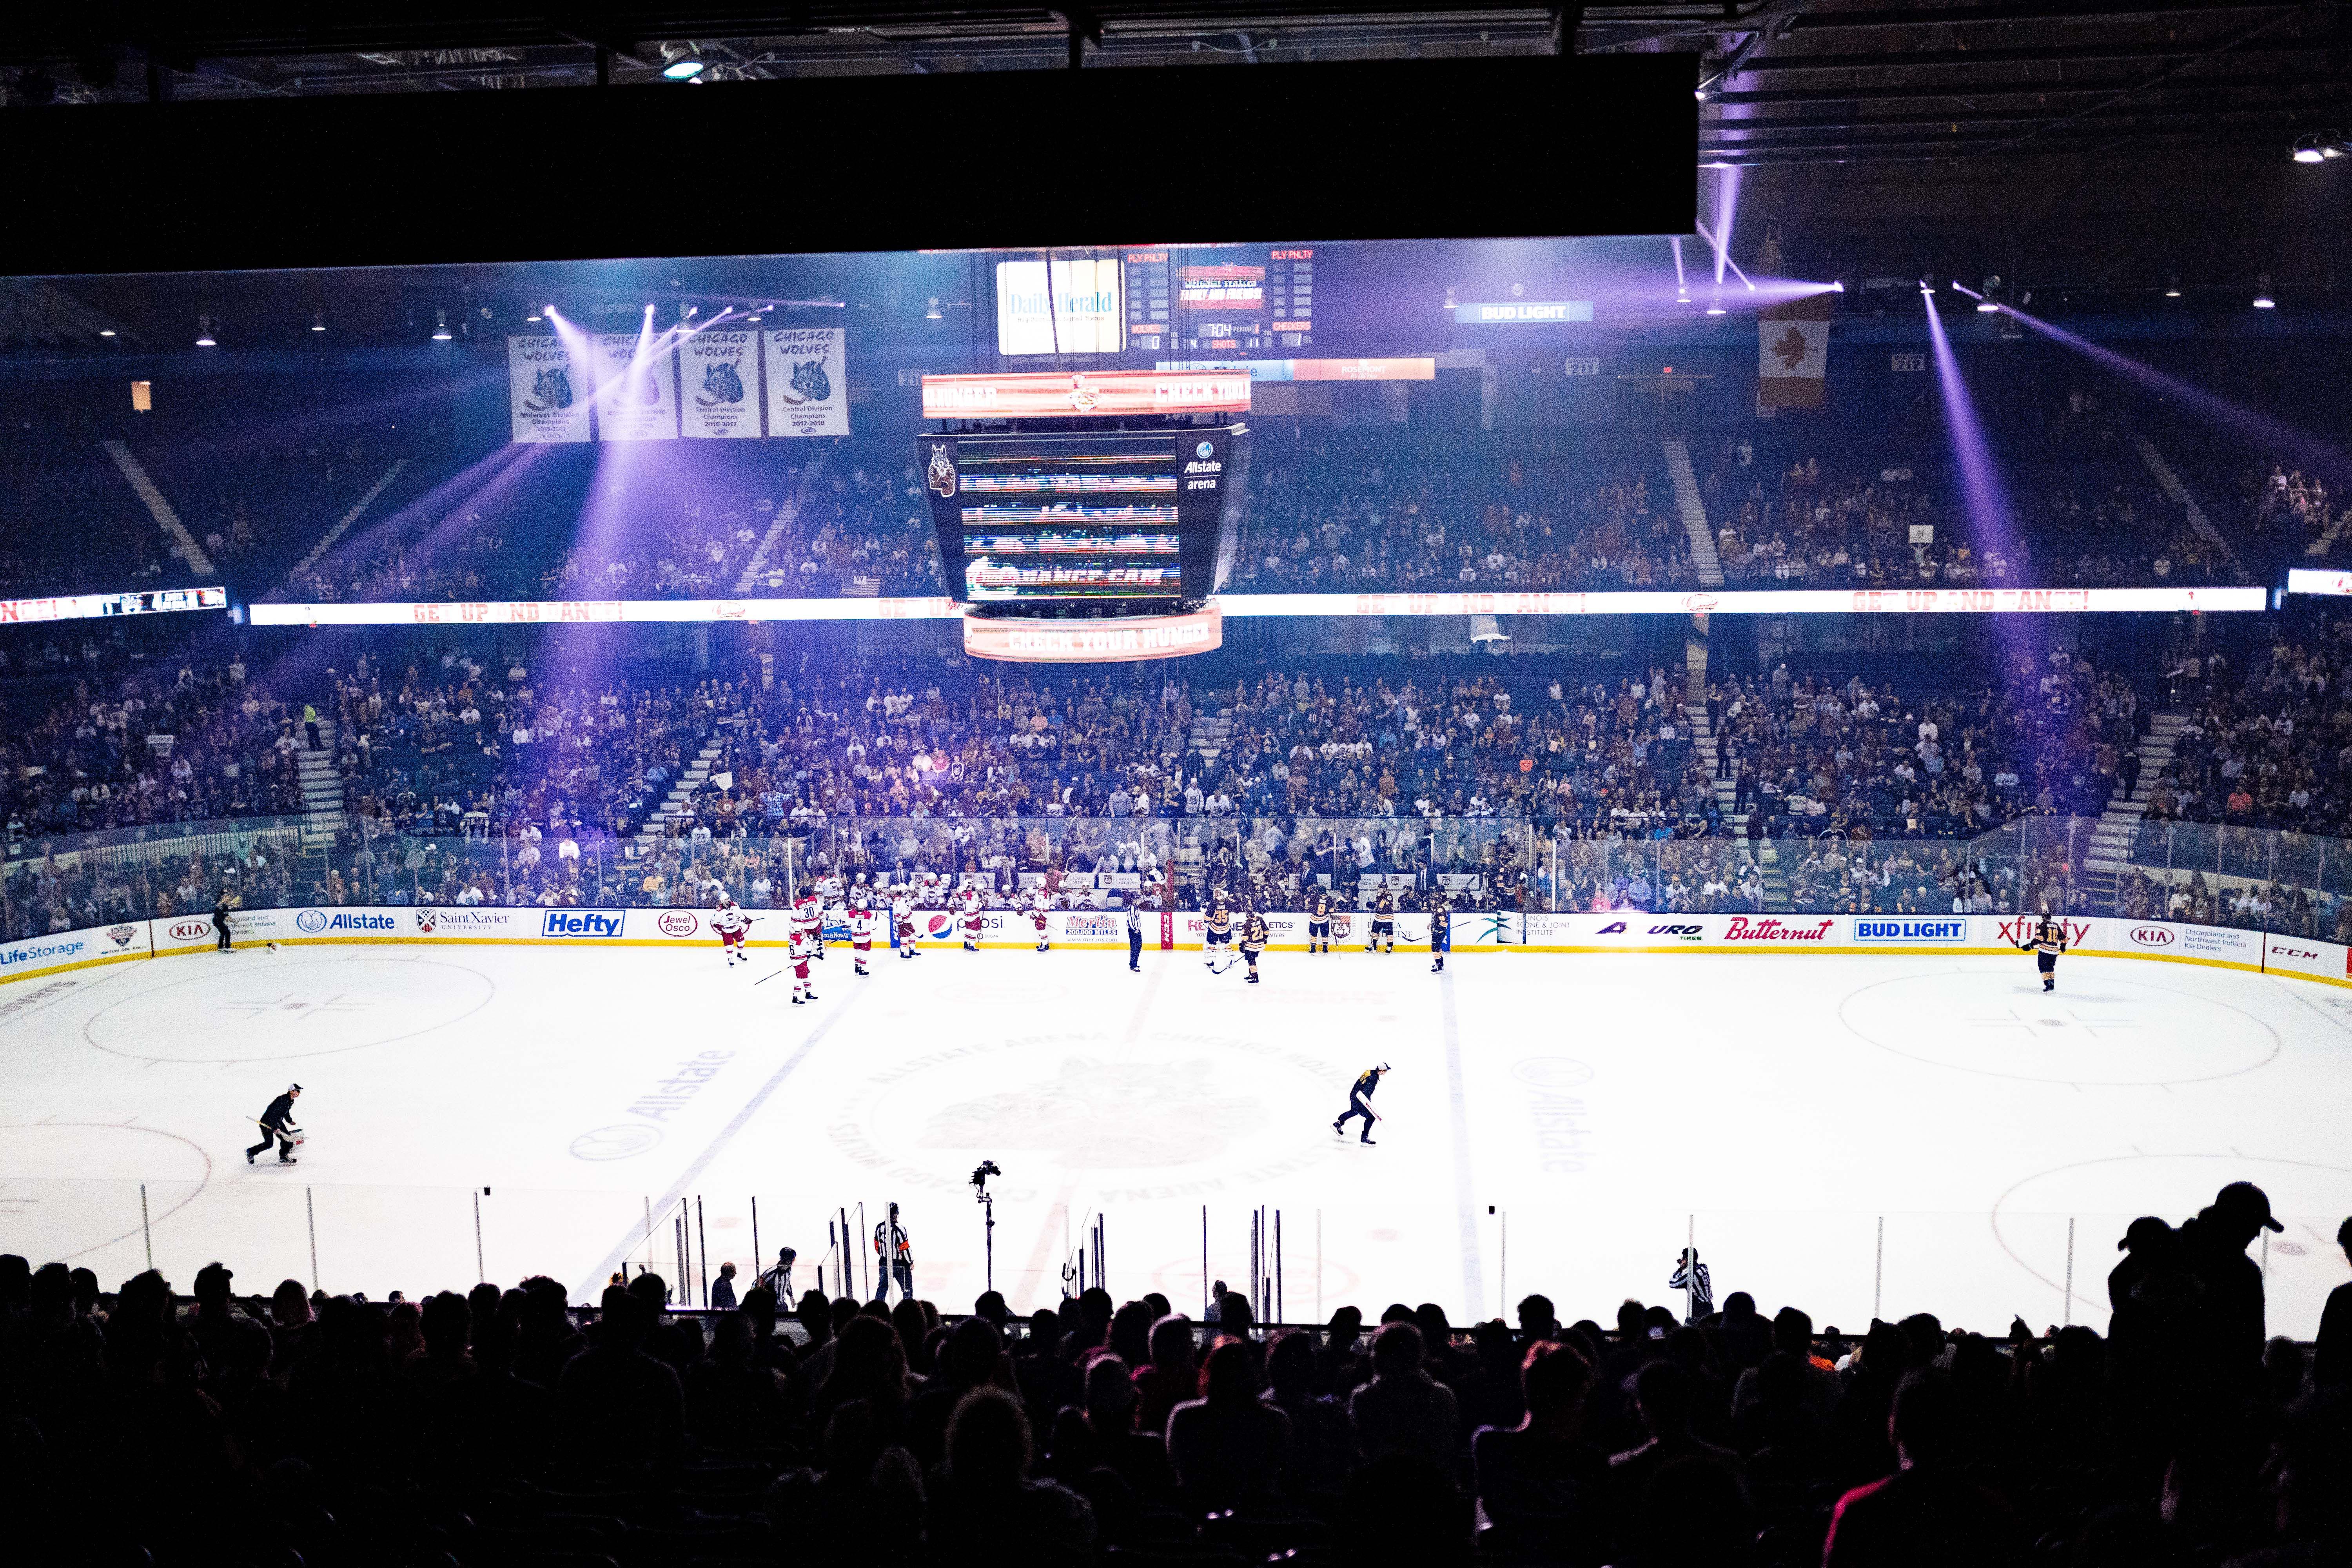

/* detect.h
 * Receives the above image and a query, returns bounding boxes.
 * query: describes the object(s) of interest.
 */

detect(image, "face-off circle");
[85,958,497,1062]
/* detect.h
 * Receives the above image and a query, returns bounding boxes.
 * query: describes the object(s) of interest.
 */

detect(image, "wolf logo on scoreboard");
[927,443,958,498]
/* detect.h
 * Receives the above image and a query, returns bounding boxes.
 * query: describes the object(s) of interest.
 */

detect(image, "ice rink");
[5,938,2351,1338]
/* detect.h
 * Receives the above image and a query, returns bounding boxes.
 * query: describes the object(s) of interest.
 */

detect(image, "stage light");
[2292,134,2327,163]
[310,310,326,333]
[98,327,115,338]
[431,309,453,340]
[525,309,542,322]
[2253,274,2276,310]
[926,297,943,320]
[1704,298,1726,315]
[1976,299,1999,313]
[1918,281,1936,296]
[1830,280,1845,293]
[195,315,216,347]
[2163,276,2181,299]
[661,43,706,80]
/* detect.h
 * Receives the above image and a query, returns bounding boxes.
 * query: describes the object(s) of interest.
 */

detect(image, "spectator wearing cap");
[2180,1181,2285,1386]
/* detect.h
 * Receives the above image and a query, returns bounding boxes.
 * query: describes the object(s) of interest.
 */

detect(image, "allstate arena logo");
[2129,926,2176,948]
[169,918,214,941]
[296,910,329,934]
[658,912,699,937]
[1853,918,1967,944]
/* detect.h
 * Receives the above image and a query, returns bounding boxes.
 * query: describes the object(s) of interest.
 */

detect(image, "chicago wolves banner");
[591,335,679,441]
[1758,293,1831,409]
[764,328,849,437]
[507,336,591,443]
[679,330,760,439]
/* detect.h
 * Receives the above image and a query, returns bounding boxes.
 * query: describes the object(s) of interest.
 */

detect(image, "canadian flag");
[1758,293,1832,408]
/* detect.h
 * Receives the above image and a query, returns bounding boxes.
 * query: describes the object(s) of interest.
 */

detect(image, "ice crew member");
[246,1083,302,1165]
[872,1203,914,1304]
[1429,891,1452,974]
[1127,899,1144,972]
[1308,889,1334,955]
[1332,1063,1387,1145]
[1367,887,1397,954]
[2020,913,2067,992]
[213,888,236,952]
[1241,909,1269,985]
[1203,895,1234,969]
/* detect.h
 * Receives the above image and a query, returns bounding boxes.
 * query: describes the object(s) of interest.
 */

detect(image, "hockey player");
[893,889,920,960]
[1428,891,1452,974]
[1308,887,1333,955]
[791,884,822,956]
[2020,911,2067,992]
[788,926,819,1005]
[713,893,752,969]
[848,894,878,976]
[245,1083,303,1165]
[1367,886,1397,954]
[959,883,985,952]
[1202,894,1235,971]
[1240,908,1269,984]
[1029,889,1052,953]
[1332,1063,1387,1145]
[817,869,847,956]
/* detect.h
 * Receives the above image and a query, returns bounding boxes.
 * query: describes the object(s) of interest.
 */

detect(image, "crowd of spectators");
[1227,428,1697,594]
[2,1177,2347,1566]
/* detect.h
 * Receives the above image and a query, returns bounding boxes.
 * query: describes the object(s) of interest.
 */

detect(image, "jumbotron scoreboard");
[1122,246,1316,356]
[918,369,1253,661]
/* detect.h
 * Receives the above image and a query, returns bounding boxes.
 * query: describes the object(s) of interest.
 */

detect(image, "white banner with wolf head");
[507,336,591,443]
[679,329,761,439]
[763,328,849,437]
[591,334,680,441]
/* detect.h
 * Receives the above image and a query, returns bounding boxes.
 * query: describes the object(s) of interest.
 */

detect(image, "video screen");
[949,439,1181,604]
[1123,246,1314,356]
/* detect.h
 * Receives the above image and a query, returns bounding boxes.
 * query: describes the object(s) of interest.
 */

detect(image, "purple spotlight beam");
[1998,303,2352,489]
[1921,291,2020,557]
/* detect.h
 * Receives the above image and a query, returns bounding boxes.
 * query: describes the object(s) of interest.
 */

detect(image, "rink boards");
[5,907,2346,987]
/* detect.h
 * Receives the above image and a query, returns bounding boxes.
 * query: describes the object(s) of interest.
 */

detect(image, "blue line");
[1437,969,1485,1316]
[578,982,868,1298]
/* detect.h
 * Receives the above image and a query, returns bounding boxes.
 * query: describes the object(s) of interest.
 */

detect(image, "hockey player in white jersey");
[848,894,878,976]
[892,890,919,960]
[1028,890,1051,953]
[788,927,817,1004]
[712,894,752,969]
[791,884,821,956]
[816,869,846,957]
[959,883,985,952]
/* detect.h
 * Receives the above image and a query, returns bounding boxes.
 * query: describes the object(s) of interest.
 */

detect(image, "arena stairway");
[2079,709,2186,907]
[101,439,216,577]
[1684,636,1786,909]
[733,456,819,593]
[1663,438,1726,588]
[2136,437,2252,584]
[290,458,409,579]
[296,717,345,850]
[633,737,731,853]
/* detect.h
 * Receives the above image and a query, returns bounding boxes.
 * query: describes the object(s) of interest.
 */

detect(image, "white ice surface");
[4,942,2350,1338]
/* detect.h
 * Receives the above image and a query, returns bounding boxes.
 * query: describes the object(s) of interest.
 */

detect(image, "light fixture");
[98,327,115,338]
[1976,299,1999,313]
[2163,276,2181,299]
[661,42,707,80]
[2292,133,2328,163]
[525,308,543,322]
[1442,285,1456,311]
[1830,280,1845,293]
[1974,276,2000,312]
[1704,298,1726,316]
[2252,274,2276,309]
[310,310,326,333]
[194,315,216,347]
[1918,281,1936,296]
[926,296,943,320]
[431,309,453,340]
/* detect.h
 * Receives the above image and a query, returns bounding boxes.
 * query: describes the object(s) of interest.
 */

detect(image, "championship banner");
[679,329,761,439]
[590,335,679,441]
[1759,294,1831,409]
[507,335,592,443]
[764,328,849,437]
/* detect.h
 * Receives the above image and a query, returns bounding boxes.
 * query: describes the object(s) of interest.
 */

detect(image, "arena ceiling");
[1,2,2346,168]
